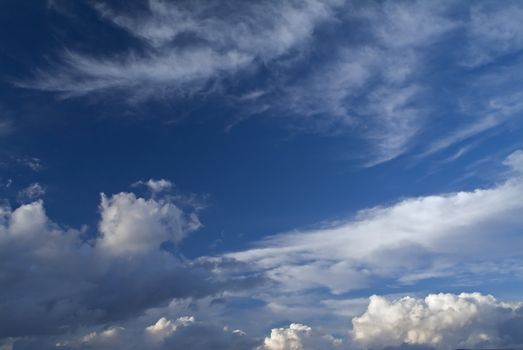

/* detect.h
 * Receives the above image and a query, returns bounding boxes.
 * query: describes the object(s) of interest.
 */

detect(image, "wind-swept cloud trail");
[22,0,341,100]
[227,150,523,293]
[16,0,523,165]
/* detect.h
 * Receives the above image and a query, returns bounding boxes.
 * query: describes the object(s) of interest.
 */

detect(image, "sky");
[1,0,523,349]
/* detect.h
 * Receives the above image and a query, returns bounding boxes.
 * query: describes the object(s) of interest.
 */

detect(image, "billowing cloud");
[0,183,257,342]
[258,323,342,350]
[145,316,195,341]
[98,191,200,255]
[352,293,522,350]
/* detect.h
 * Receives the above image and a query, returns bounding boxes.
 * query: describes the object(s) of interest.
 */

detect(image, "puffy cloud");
[0,182,256,342]
[258,323,342,350]
[145,316,195,341]
[98,191,200,255]
[352,293,522,350]
[229,150,523,293]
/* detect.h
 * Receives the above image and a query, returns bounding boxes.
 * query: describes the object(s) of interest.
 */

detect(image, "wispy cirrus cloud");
[463,1,523,67]
[18,0,523,166]
[21,0,341,100]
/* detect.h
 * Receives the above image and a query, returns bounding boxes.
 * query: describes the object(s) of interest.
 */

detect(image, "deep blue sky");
[1,1,523,349]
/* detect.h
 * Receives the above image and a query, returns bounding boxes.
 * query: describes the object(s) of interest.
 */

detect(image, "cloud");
[228,150,523,293]
[258,323,342,350]
[17,183,46,203]
[0,183,258,341]
[13,156,43,172]
[352,293,522,350]
[145,316,195,341]
[98,191,200,255]
[273,0,458,165]
[463,1,523,67]
[132,178,173,194]
[48,315,258,350]
[419,87,523,159]
[23,0,341,99]
[78,326,126,349]
[504,150,523,173]
[20,1,523,165]
[156,317,257,350]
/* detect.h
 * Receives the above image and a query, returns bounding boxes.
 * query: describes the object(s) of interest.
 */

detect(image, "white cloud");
[81,326,125,347]
[504,150,523,173]
[25,0,341,99]
[145,316,195,341]
[278,0,459,164]
[419,89,523,159]
[133,179,173,194]
[98,191,201,255]
[258,323,342,350]
[229,150,523,293]
[352,293,521,350]
[23,1,523,166]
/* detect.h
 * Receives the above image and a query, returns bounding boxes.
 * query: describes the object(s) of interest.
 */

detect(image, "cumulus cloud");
[255,292,523,350]
[98,191,200,255]
[145,316,195,341]
[229,150,523,293]
[352,293,522,350]
[259,323,342,350]
[0,182,257,342]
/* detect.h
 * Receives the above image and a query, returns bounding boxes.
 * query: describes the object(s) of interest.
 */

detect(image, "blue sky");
[1,1,523,349]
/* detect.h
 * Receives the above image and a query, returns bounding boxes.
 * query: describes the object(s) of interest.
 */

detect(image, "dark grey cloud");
[0,189,262,343]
